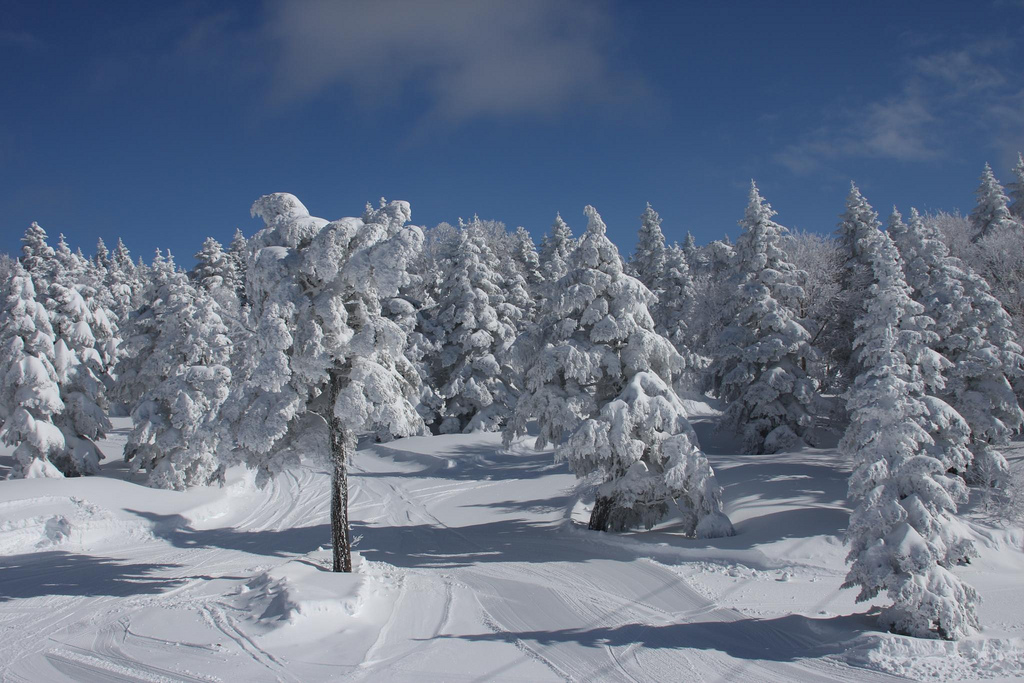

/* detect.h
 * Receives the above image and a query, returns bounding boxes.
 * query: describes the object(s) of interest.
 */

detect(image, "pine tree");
[0,265,66,478]
[113,250,181,412]
[426,218,518,433]
[830,184,883,386]
[508,226,543,320]
[20,222,56,286]
[1008,152,1024,220]
[509,206,730,535]
[228,193,424,572]
[656,242,699,356]
[629,203,668,292]
[889,208,1024,486]
[842,223,979,640]
[125,271,231,489]
[46,279,112,475]
[708,182,817,453]
[539,213,576,286]
[94,238,110,270]
[970,163,1022,242]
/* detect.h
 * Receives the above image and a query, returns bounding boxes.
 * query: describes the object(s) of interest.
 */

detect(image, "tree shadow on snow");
[125,509,331,558]
[434,611,874,662]
[362,441,567,482]
[0,551,187,601]
[351,517,599,569]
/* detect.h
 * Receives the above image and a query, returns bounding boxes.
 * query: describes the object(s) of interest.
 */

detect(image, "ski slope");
[1,416,1024,681]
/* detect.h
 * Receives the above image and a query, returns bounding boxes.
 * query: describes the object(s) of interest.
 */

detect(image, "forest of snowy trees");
[3,156,1024,640]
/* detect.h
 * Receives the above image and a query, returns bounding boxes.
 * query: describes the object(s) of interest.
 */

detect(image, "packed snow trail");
[0,426,972,681]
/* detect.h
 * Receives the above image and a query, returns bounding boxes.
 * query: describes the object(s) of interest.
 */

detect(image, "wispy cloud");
[775,37,1024,173]
[255,0,642,124]
[0,30,40,49]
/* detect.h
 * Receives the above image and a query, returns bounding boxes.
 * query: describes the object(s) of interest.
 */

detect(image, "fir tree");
[842,223,979,640]
[125,271,231,489]
[509,206,730,535]
[426,218,518,433]
[708,182,817,453]
[0,266,66,478]
[538,213,576,286]
[889,208,1024,486]
[1008,152,1024,220]
[629,203,668,292]
[970,163,1021,242]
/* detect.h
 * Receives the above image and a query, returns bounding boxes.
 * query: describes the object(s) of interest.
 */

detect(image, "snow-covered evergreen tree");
[229,193,424,572]
[538,213,576,286]
[45,279,112,475]
[93,238,110,271]
[0,265,66,478]
[508,226,543,321]
[20,222,56,287]
[889,207,1024,486]
[629,204,668,292]
[192,237,239,294]
[192,236,242,318]
[1008,152,1024,220]
[656,242,699,356]
[125,271,231,489]
[113,250,181,412]
[690,235,735,358]
[842,222,979,640]
[509,206,730,535]
[425,218,518,433]
[708,183,817,453]
[829,184,884,386]
[970,163,1022,242]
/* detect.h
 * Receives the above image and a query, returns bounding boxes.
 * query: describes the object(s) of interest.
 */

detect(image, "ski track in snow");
[0,429,988,681]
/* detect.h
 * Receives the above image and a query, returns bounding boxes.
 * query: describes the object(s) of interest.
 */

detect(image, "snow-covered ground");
[2,413,1024,682]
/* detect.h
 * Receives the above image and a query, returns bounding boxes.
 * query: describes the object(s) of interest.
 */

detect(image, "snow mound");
[0,495,151,554]
[232,552,399,648]
[845,633,1024,680]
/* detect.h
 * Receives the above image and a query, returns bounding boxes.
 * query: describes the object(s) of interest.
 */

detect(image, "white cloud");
[775,38,1023,173]
[258,0,639,123]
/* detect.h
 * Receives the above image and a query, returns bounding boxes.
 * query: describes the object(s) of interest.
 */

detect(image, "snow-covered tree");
[192,236,242,318]
[682,231,708,274]
[192,237,240,294]
[842,223,979,640]
[0,266,66,478]
[785,229,843,391]
[708,183,817,453]
[889,207,1024,486]
[45,279,112,475]
[628,203,668,292]
[508,226,543,321]
[93,238,110,270]
[656,242,700,357]
[113,250,181,412]
[829,184,884,386]
[228,193,424,572]
[690,235,734,358]
[970,163,1022,242]
[20,222,56,287]
[125,271,231,489]
[425,218,518,433]
[539,213,576,286]
[509,206,731,535]
[1008,152,1024,220]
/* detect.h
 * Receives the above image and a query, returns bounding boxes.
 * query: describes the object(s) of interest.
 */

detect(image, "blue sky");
[2,0,1023,266]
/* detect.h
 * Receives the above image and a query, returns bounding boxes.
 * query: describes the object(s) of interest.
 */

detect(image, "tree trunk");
[329,371,352,573]
[589,495,614,532]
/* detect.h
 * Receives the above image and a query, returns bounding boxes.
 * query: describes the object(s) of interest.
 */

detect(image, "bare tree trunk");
[589,495,613,532]
[329,371,352,573]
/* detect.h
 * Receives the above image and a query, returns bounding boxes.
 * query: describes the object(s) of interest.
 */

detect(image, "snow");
[2,415,1024,681]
